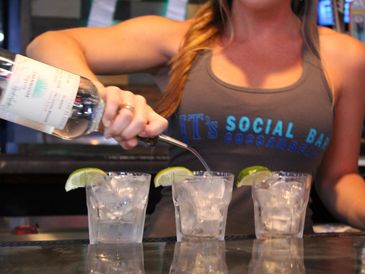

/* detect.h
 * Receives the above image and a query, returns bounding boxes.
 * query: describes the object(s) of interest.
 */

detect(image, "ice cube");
[198,204,222,221]
[264,215,292,233]
[90,182,116,206]
[176,182,195,205]
[195,176,225,200]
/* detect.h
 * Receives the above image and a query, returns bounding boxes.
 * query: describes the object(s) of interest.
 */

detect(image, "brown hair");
[155,0,319,118]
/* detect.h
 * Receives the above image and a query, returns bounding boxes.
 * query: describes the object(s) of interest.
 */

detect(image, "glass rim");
[271,171,312,178]
[189,171,234,177]
[173,171,235,183]
[105,171,151,177]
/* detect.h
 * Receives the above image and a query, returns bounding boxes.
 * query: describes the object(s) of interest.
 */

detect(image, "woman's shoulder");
[319,26,365,100]
[319,26,365,70]
[126,15,192,31]
[118,15,192,56]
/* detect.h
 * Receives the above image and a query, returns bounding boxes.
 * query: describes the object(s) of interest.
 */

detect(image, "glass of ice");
[251,171,312,239]
[86,172,151,244]
[172,171,234,241]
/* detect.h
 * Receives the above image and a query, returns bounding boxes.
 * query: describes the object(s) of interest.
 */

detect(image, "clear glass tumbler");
[86,172,151,244]
[172,171,234,241]
[251,171,312,239]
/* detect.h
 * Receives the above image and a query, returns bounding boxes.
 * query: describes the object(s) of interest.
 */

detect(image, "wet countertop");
[0,233,364,273]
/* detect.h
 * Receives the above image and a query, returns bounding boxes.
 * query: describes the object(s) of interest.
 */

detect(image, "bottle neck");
[88,97,105,134]
[0,54,14,86]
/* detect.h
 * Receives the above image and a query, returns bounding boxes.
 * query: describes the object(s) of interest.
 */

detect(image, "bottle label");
[0,54,80,130]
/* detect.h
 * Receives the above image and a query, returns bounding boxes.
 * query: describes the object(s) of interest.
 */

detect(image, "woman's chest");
[210,43,303,89]
[171,53,334,161]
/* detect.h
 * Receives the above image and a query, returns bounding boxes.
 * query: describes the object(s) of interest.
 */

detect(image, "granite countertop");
[0,234,364,273]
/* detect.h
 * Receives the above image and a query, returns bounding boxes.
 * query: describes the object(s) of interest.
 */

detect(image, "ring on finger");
[120,103,136,113]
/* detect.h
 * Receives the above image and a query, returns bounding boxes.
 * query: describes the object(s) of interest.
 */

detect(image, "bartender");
[26,0,365,237]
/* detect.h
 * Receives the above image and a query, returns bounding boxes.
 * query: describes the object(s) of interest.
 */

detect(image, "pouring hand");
[101,86,168,149]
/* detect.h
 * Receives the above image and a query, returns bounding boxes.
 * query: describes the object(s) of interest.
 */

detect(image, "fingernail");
[103,119,111,128]
[104,130,111,139]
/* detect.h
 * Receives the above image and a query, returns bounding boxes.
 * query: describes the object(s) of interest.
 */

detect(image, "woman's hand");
[99,85,168,149]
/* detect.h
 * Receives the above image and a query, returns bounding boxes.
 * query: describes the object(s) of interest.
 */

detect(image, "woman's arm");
[317,31,365,229]
[25,16,189,148]
[26,15,188,77]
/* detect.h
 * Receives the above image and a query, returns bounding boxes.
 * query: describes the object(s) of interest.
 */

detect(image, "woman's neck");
[228,1,301,42]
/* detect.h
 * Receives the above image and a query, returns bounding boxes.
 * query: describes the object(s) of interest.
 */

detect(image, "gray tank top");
[166,49,334,176]
[146,48,334,237]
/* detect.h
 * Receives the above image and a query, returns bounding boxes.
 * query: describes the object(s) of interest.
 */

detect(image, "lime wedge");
[65,167,107,192]
[236,165,271,187]
[154,166,193,187]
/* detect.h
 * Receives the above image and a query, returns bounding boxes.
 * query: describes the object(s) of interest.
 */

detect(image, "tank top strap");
[302,45,322,69]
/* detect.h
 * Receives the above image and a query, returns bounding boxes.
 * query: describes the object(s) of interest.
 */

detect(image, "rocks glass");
[86,172,151,244]
[172,171,234,241]
[251,171,312,239]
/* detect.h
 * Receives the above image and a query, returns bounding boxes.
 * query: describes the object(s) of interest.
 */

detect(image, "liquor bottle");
[0,48,104,140]
[0,49,185,143]
[0,48,211,169]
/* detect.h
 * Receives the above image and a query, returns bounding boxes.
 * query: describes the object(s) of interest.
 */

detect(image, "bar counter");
[0,233,364,273]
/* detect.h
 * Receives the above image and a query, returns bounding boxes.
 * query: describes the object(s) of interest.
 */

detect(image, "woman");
[27,0,365,236]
